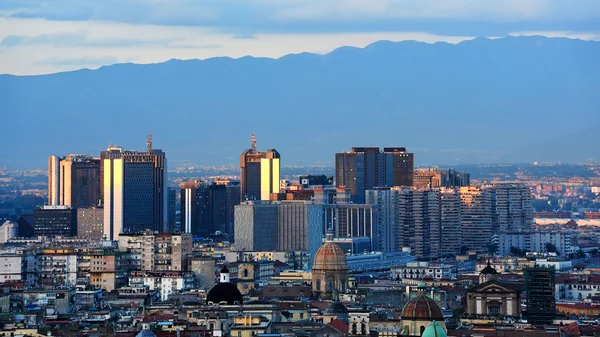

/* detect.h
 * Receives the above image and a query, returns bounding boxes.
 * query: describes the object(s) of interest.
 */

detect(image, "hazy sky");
[2,0,600,75]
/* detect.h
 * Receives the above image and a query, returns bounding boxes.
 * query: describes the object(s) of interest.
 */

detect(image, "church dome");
[313,242,348,271]
[481,261,498,275]
[401,294,444,321]
[206,282,243,305]
[422,321,447,337]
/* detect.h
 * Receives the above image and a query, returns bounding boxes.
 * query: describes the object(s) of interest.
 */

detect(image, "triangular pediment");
[469,280,517,294]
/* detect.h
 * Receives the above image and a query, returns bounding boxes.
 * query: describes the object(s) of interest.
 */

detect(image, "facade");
[459,186,492,253]
[87,250,126,292]
[37,249,78,289]
[180,180,209,235]
[129,271,195,301]
[117,231,192,272]
[524,267,556,324]
[188,256,216,290]
[366,187,400,252]
[0,252,23,282]
[167,187,176,233]
[323,204,377,251]
[497,231,574,256]
[0,221,17,243]
[335,147,414,203]
[240,134,280,201]
[485,182,533,233]
[77,207,104,241]
[439,169,470,187]
[234,201,323,259]
[33,205,77,237]
[413,169,442,189]
[102,140,167,240]
[391,262,457,281]
[413,189,441,259]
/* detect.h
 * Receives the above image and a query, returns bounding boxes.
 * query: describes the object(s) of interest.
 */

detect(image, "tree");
[510,246,521,256]
[576,250,586,259]
[487,243,499,256]
[460,246,470,255]
[590,249,600,257]
[545,242,559,255]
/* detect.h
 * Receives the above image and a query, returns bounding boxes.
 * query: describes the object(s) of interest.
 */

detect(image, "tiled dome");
[401,294,444,320]
[313,242,348,271]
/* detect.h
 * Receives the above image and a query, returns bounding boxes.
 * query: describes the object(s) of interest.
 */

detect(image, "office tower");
[221,180,241,236]
[234,201,324,259]
[413,189,441,259]
[366,187,401,252]
[33,205,77,237]
[299,175,334,188]
[439,188,462,256]
[180,180,209,236]
[234,202,279,251]
[48,155,60,206]
[59,154,100,208]
[335,147,414,203]
[459,186,492,253]
[102,137,168,240]
[524,267,556,324]
[485,182,533,233]
[240,134,280,201]
[413,168,442,189]
[167,188,176,233]
[323,203,377,251]
[77,207,104,241]
[440,169,470,187]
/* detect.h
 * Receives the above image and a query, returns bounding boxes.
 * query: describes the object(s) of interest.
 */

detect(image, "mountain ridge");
[2,36,599,169]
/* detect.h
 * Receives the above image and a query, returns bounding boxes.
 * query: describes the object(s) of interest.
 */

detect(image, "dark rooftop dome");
[206,282,243,305]
[401,294,444,320]
[481,261,498,275]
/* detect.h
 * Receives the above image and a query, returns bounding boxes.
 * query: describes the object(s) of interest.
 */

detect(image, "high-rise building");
[102,137,167,240]
[240,134,280,201]
[459,186,492,253]
[33,205,77,237]
[413,189,441,259]
[413,169,442,189]
[59,154,100,208]
[322,203,377,251]
[335,147,413,203]
[485,182,533,233]
[524,267,556,324]
[439,188,462,256]
[48,155,60,206]
[234,201,323,259]
[440,169,470,187]
[366,187,401,252]
[180,180,209,236]
[117,230,192,272]
[167,188,176,233]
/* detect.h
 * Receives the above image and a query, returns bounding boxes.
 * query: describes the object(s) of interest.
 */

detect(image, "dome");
[481,261,498,275]
[313,242,348,271]
[421,321,447,337]
[401,294,444,320]
[206,282,243,305]
[221,265,229,273]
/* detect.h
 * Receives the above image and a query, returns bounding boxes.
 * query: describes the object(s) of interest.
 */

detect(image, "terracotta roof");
[313,242,348,271]
[327,318,349,334]
[401,294,444,320]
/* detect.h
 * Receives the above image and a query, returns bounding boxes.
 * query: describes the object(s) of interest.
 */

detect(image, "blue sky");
[1,0,600,75]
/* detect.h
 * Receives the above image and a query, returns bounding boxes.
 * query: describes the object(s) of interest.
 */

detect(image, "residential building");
[391,261,457,281]
[323,204,377,251]
[459,186,492,253]
[439,188,461,256]
[240,134,280,201]
[188,256,216,290]
[413,169,442,189]
[485,182,533,233]
[0,251,23,282]
[102,138,168,240]
[118,231,192,272]
[129,271,195,301]
[33,205,77,237]
[36,249,78,289]
[335,147,414,203]
[440,169,470,187]
[77,207,104,241]
[0,220,17,243]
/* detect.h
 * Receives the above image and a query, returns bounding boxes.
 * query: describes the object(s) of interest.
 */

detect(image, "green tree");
[545,242,558,254]
[590,249,600,257]
[487,243,499,256]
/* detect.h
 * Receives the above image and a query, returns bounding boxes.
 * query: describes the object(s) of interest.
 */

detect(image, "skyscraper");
[180,180,209,236]
[335,147,413,203]
[102,137,167,240]
[33,205,77,237]
[459,186,492,253]
[439,188,462,256]
[240,134,280,201]
[59,154,100,208]
[48,155,60,206]
[413,189,441,259]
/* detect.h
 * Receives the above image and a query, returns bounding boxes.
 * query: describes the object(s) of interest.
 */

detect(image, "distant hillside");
[1,36,599,169]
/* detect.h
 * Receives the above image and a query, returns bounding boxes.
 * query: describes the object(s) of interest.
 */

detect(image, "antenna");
[146,134,153,152]
[251,134,257,152]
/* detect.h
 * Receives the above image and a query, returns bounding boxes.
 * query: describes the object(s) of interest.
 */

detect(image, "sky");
[1,0,600,75]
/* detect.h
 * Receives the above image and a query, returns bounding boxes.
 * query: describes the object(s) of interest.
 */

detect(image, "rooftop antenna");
[251,133,257,152]
[146,134,153,152]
